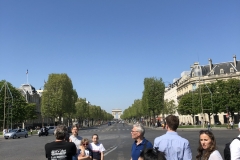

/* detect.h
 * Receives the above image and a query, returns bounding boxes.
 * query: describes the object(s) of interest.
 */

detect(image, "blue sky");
[1,0,240,113]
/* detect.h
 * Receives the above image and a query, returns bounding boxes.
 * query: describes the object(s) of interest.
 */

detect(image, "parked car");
[47,126,56,135]
[108,122,111,126]
[4,128,28,139]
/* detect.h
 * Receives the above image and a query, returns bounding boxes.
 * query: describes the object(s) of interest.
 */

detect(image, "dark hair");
[92,134,99,139]
[165,115,179,131]
[196,130,216,160]
[139,148,166,160]
[54,125,67,140]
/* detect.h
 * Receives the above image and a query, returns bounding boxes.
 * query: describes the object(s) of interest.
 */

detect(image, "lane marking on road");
[105,145,118,156]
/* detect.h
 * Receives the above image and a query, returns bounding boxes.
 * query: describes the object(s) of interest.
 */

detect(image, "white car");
[47,126,56,135]
[4,129,28,139]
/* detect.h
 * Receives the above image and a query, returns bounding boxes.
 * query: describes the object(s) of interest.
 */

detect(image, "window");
[220,69,224,74]
[230,68,234,73]
[192,72,195,77]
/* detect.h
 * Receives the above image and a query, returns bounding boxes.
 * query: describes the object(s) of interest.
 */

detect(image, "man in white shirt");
[230,123,240,159]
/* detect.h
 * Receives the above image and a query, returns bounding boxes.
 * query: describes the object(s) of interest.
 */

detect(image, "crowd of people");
[44,115,240,160]
[45,125,105,160]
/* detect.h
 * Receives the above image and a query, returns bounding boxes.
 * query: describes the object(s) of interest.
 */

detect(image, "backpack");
[224,137,240,160]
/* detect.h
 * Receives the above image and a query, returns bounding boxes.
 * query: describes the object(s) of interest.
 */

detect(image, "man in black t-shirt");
[45,125,76,160]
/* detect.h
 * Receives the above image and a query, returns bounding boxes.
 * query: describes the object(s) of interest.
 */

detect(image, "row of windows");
[192,68,235,77]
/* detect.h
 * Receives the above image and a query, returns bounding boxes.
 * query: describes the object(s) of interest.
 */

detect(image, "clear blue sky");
[1,0,239,113]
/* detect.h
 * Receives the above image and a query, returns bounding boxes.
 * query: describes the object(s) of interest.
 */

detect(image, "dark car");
[108,122,111,126]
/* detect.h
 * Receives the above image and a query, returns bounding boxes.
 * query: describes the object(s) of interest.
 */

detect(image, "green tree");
[65,89,78,126]
[178,91,200,123]
[164,99,177,115]
[142,77,165,124]
[75,98,88,126]
[41,73,75,123]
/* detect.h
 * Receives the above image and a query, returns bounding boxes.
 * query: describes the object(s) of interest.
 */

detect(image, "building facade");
[18,84,52,128]
[166,55,240,124]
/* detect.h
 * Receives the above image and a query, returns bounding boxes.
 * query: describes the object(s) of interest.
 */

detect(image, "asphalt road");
[0,123,239,160]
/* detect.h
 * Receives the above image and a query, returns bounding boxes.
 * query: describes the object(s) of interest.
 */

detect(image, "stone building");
[165,55,240,124]
[18,84,52,128]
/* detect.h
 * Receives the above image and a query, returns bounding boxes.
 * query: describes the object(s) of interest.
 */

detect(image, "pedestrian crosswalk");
[81,128,130,132]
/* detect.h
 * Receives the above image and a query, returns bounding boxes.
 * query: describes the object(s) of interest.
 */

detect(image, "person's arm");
[78,156,91,160]
[183,142,192,160]
[101,152,104,160]
[79,146,86,157]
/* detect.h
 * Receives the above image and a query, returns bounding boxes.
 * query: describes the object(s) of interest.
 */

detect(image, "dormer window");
[220,69,224,74]
[230,68,234,73]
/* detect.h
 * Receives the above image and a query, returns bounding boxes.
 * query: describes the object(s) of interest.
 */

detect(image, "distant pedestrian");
[30,129,33,135]
[238,121,240,131]
[196,130,223,160]
[230,121,234,130]
[3,128,6,136]
[89,134,105,160]
[130,123,153,160]
[154,115,192,160]
[207,122,211,131]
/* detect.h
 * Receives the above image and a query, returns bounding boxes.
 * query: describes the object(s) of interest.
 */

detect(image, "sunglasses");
[83,143,89,146]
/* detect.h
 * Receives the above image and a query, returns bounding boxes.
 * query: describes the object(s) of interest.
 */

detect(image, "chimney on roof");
[233,55,237,67]
[209,59,212,71]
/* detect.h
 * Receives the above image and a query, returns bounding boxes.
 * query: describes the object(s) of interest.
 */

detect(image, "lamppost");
[163,81,171,119]
[86,100,90,127]
[194,63,205,128]
[204,83,215,126]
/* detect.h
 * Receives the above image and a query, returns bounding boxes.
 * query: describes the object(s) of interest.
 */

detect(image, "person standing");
[30,128,33,135]
[230,121,234,130]
[196,130,222,160]
[3,128,6,136]
[130,123,153,160]
[78,138,92,160]
[89,134,105,160]
[69,125,82,160]
[45,125,76,160]
[154,115,192,160]
[207,122,211,131]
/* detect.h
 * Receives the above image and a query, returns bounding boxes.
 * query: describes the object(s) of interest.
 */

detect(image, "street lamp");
[203,83,215,126]
[86,100,90,127]
[194,63,205,128]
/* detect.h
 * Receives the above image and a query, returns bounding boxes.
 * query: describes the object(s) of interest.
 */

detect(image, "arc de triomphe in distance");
[112,109,122,120]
